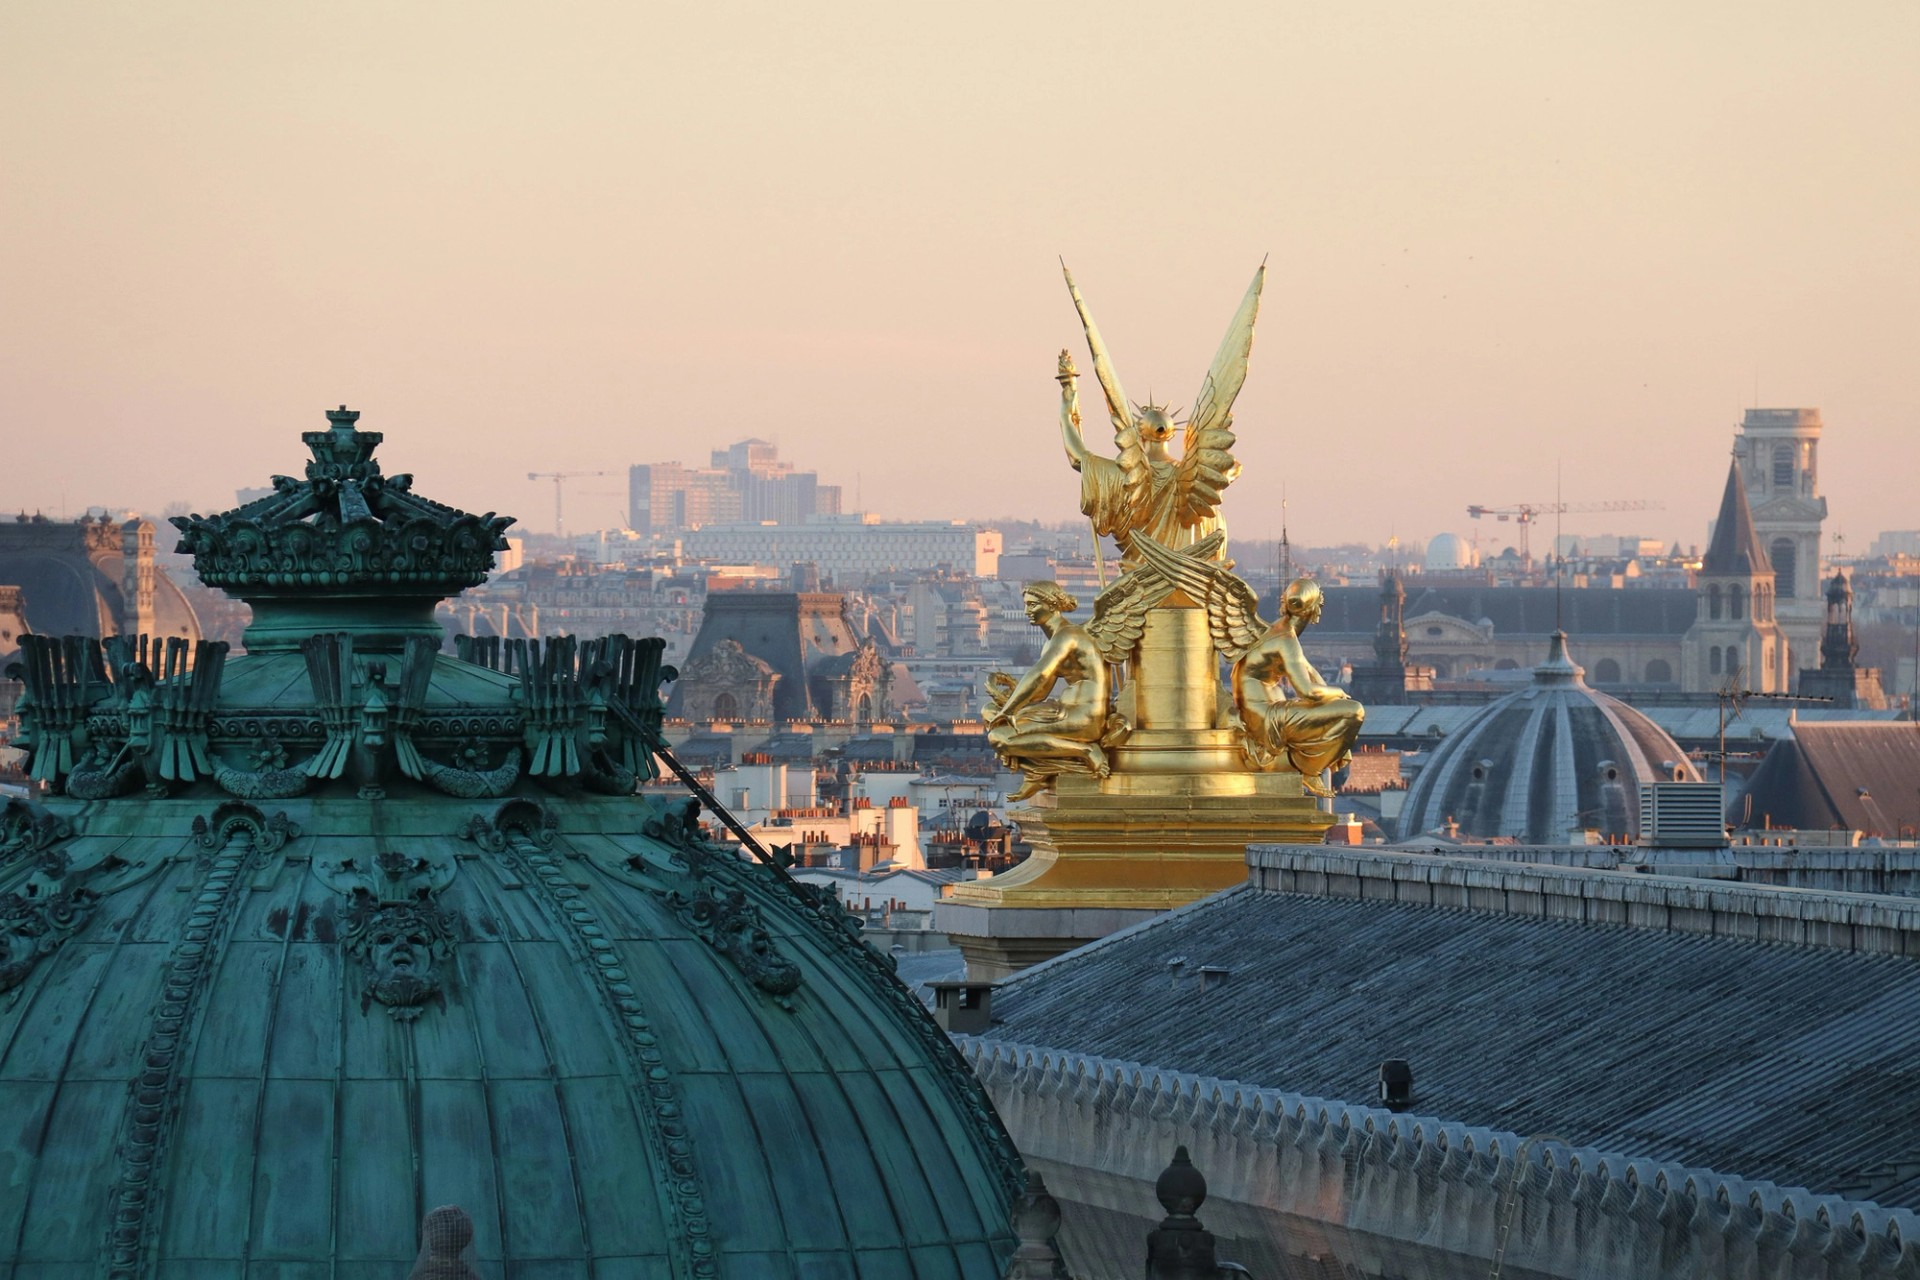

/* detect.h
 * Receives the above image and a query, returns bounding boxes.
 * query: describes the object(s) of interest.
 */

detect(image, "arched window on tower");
[1710,648,1722,675]
[1773,444,1795,490]
[1646,658,1673,683]
[1729,584,1745,620]
[1771,537,1797,598]
[1725,645,1741,678]
[1709,584,1722,619]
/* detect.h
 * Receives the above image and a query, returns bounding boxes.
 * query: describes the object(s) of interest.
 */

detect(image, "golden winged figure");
[1130,532,1365,795]
[1057,262,1264,567]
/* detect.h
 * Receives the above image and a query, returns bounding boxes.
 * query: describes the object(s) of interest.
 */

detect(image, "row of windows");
[1706,582,1775,621]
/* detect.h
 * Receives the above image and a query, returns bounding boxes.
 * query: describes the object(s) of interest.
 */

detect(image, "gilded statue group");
[985,263,1364,801]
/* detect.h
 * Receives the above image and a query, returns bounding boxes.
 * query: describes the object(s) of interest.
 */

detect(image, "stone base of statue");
[938,773,1332,981]
[936,603,1335,981]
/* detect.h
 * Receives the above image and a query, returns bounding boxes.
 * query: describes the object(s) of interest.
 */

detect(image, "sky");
[3,1,1916,551]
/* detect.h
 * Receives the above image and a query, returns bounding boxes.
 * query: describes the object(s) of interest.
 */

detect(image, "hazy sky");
[3,2,1916,551]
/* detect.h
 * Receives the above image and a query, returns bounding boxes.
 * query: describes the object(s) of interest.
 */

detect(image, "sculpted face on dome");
[346,891,459,1020]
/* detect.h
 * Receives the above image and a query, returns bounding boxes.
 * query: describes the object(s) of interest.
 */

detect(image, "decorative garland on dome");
[100,801,290,1276]
[463,799,718,1280]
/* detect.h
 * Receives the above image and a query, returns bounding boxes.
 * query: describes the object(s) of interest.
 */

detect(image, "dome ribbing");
[1397,632,1699,844]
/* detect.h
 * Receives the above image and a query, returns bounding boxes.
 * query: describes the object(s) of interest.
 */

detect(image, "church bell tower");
[1734,408,1827,681]
[1684,461,1789,694]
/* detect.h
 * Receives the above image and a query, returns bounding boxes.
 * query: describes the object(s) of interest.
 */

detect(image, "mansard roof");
[977,846,1920,1211]
[1702,458,1775,578]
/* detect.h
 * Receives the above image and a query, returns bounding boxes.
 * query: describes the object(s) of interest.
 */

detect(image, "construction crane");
[527,470,616,540]
[1464,499,1661,573]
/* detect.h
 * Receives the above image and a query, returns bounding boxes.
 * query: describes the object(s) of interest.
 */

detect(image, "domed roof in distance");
[0,408,1021,1277]
[1424,532,1476,570]
[1397,632,1698,844]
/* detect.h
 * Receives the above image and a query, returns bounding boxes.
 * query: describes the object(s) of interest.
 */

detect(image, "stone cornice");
[1249,845,1920,958]
[961,1036,1920,1279]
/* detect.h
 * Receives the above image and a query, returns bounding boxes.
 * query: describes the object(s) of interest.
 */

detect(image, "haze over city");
[4,1,1916,547]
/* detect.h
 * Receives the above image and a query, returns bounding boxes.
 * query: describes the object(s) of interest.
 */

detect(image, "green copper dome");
[1,409,1021,1277]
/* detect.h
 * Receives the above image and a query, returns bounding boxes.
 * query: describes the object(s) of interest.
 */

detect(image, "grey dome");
[1397,632,1697,843]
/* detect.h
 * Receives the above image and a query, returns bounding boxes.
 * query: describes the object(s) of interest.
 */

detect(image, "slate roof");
[674,591,866,721]
[1703,458,1774,578]
[982,859,1920,1208]
[1740,722,1920,837]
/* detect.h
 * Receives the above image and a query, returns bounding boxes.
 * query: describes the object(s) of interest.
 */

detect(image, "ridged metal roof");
[983,875,1920,1208]
[0,794,1020,1275]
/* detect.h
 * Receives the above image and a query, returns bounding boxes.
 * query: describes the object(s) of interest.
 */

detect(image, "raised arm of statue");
[1058,350,1094,473]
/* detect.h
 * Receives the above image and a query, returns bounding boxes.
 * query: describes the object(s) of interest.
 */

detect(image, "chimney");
[1378,1059,1415,1111]
[929,980,995,1035]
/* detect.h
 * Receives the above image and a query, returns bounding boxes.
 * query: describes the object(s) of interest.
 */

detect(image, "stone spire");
[1702,459,1771,577]
[1372,567,1408,670]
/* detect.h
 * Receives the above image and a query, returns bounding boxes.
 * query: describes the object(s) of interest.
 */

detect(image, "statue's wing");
[1130,531,1267,663]
[1086,568,1161,664]
[1062,261,1136,440]
[1175,262,1264,524]
[1200,568,1267,664]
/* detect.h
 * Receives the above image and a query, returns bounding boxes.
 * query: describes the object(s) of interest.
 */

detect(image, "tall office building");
[628,439,840,535]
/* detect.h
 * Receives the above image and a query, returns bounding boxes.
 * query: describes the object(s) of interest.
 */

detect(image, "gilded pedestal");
[941,606,1334,979]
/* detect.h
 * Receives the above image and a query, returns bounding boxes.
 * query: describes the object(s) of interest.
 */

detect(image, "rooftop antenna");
[1554,462,1564,631]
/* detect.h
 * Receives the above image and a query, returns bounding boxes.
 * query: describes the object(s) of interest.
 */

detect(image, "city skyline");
[3,3,1916,546]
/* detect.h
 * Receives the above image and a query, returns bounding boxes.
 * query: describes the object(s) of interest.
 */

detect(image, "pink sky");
[3,2,1916,551]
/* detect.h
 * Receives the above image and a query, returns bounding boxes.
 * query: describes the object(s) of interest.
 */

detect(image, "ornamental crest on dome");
[169,407,514,600]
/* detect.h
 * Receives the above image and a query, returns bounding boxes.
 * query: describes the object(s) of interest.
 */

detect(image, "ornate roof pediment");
[681,638,778,687]
[1404,612,1494,643]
